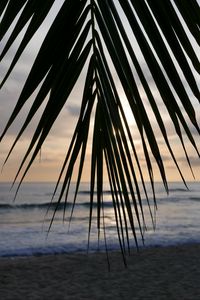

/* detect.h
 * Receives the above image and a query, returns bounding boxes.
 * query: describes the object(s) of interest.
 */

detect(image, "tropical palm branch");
[0,0,199,258]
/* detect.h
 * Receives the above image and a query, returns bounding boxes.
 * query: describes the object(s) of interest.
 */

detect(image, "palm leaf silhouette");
[0,0,199,259]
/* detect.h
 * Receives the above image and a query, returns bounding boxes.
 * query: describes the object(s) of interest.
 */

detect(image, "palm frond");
[0,0,199,258]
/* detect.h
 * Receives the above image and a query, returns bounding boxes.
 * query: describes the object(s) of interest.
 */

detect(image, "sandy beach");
[0,244,200,299]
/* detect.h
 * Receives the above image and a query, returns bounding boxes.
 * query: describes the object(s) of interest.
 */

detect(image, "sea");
[0,181,200,257]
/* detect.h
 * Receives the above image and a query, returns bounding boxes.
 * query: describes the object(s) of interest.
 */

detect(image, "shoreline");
[0,240,200,259]
[1,243,200,299]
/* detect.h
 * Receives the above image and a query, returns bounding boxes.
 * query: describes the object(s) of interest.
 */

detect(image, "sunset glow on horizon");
[0,1,199,184]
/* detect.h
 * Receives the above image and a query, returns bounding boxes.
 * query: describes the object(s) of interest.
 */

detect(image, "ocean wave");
[0,201,115,211]
[189,197,200,202]
[168,188,189,193]
[78,190,120,195]
[0,241,122,258]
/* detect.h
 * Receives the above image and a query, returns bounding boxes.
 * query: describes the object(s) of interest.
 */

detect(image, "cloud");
[1,2,199,183]
[67,104,81,117]
[177,155,200,167]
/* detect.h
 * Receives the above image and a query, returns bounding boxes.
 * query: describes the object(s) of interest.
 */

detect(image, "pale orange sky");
[0,1,199,184]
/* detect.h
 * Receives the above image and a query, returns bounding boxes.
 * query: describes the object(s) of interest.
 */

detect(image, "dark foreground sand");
[0,244,200,300]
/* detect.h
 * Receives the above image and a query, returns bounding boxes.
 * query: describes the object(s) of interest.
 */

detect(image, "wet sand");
[0,244,200,299]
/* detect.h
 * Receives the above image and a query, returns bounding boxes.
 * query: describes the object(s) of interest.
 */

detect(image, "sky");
[0,1,199,184]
